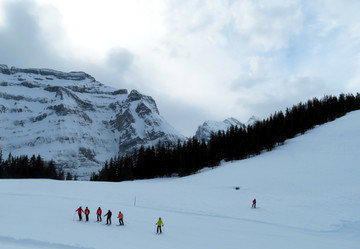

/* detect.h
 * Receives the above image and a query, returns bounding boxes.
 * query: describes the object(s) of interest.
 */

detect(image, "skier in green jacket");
[155,217,164,234]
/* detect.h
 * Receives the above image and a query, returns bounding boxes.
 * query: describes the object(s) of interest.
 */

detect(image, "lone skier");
[75,206,83,221]
[84,207,90,221]
[252,198,256,208]
[118,211,124,226]
[155,217,164,234]
[97,207,102,222]
[104,210,112,225]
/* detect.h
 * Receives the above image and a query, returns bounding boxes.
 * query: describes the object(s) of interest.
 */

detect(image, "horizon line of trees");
[91,93,360,182]
[0,153,74,180]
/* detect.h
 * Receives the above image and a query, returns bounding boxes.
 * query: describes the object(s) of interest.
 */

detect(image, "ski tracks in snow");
[133,204,347,236]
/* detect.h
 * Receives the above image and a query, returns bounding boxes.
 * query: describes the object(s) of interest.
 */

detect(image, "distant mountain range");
[0,64,185,178]
[0,64,257,178]
[195,116,259,142]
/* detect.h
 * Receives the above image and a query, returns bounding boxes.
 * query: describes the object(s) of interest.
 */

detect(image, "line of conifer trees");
[91,93,360,182]
[0,153,64,179]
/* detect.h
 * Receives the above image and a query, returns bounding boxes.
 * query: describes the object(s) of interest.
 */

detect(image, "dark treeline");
[0,153,64,179]
[91,93,360,182]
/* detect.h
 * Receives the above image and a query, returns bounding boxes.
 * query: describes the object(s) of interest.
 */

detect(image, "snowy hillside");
[0,65,185,178]
[0,110,359,249]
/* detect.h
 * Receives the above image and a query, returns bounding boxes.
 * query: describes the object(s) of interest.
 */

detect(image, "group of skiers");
[75,206,123,225]
[74,199,255,233]
[75,206,164,233]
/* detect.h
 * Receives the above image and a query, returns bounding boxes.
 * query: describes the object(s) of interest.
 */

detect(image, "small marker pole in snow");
[134,196,136,206]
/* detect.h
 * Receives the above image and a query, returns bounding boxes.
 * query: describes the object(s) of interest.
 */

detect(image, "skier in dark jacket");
[75,206,83,221]
[104,210,112,225]
[252,198,256,208]
[97,207,102,222]
[84,207,90,221]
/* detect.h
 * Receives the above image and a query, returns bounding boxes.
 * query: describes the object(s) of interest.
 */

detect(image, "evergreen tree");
[66,172,73,180]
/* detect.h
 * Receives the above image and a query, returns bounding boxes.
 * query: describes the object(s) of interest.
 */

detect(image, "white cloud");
[0,0,60,68]
[229,0,304,51]
[106,48,134,73]
[1,0,360,136]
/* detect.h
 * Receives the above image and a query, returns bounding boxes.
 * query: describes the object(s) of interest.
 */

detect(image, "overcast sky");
[1,0,360,136]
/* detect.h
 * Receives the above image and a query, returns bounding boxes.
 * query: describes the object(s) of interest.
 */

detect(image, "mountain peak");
[0,64,185,178]
[246,115,260,126]
[195,117,245,142]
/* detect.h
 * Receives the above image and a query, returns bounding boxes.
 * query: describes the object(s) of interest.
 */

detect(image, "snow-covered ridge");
[195,117,246,142]
[195,116,261,142]
[0,64,95,81]
[0,64,185,178]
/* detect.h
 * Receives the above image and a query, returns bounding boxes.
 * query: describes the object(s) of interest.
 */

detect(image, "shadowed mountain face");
[0,64,185,178]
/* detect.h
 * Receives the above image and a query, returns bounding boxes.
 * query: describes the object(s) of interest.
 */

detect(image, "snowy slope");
[0,111,360,249]
[0,65,185,178]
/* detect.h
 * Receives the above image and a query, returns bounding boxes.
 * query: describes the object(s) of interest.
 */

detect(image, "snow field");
[1,111,360,248]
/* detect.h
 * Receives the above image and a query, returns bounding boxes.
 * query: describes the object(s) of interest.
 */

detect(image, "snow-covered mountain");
[195,116,261,142]
[246,115,260,126]
[195,117,246,142]
[0,64,185,178]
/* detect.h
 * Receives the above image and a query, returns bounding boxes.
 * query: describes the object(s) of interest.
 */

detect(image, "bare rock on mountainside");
[0,64,185,178]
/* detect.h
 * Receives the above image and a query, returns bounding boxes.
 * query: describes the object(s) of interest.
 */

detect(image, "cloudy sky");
[1,0,360,136]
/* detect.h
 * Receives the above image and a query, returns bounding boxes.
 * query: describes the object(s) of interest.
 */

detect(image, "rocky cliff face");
[0,64,185,178]
[112,90,183,155]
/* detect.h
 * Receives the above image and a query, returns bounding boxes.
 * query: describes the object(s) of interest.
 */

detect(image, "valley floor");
[1,111,360,249]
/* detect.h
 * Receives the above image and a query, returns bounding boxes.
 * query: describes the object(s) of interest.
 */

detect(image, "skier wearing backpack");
[97,207,102,222]
[118,211,124,225]
[155,217,164,234]
[104,210,112,225]
[84,207,90,221]
[75,206,84,221]
[252,198,256,208]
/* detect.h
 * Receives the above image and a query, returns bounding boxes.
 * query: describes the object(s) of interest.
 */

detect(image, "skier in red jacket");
[117,211,124,225]
[97,207,102,222]
[75,206,84,221]
[252,199,256,208]
[84,207,90,221]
